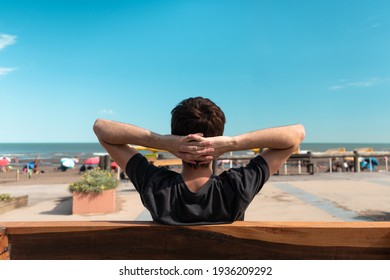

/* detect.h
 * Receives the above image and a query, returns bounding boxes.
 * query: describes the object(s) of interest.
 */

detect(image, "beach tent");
[361,158,378,171]
[84,157,100,165]
[0,159,10,167]
[356,147,374,152]
[2,157,11,162]
[60,158,76,168]
[325,147,346,154]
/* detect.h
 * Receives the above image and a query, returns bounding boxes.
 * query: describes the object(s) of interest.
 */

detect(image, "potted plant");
[69,169,119,215]
[0,193,12,202]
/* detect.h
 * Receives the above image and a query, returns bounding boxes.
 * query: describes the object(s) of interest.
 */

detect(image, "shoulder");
[220,156,269,178]
[125,153,178,193]
[217,155,270,194]
[249,155,270,174]
[125,153,178,180]
[125,153,147,170]
[125,153,159,180]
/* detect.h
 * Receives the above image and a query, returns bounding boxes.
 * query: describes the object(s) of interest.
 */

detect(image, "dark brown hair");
[171,97,226,137]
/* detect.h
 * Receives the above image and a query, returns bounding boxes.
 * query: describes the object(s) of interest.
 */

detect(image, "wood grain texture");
[0,227,9,260]
[153,158,182,167]
[1,221,390,260]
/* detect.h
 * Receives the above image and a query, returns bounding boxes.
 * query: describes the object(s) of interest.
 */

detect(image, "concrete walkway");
[1,173,390,222]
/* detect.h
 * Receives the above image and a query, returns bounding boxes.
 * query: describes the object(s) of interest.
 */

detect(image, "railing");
[1,221,390,260]
[219,151,390,175]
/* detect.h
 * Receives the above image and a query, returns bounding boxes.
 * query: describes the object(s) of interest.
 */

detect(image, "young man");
[93,97,305,225]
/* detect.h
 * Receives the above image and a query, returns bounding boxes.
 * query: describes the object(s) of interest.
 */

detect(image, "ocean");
[0,143,105,161]
[1,142,390,162]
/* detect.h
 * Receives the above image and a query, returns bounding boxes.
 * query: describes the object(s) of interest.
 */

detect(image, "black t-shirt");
[126,153,270,225]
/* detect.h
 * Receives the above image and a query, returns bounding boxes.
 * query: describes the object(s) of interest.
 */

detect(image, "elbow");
[93,119,106,139]
[284,124,305,149]
[294,124,306,146]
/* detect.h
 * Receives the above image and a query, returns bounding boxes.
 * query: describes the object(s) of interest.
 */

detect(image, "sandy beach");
[0,165,82,186]
[1,162,390,223]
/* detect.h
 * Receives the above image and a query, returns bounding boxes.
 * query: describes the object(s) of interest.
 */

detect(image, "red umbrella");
[0,159,10,167]
[84,157,100,165]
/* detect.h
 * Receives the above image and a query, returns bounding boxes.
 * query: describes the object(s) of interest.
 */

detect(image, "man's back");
[126,153,269,225]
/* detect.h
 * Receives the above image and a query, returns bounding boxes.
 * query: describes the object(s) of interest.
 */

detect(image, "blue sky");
[1,0,389,143]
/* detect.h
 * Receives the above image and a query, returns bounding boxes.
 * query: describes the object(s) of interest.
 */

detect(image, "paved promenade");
[1,172,390,222]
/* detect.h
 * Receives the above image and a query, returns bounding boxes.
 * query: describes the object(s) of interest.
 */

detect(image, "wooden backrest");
[0,227,9,260]
[1,221,390,260]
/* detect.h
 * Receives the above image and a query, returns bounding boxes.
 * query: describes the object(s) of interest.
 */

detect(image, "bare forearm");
[93,119,167,149]
[93,119,214,164]
[232,124,305,151]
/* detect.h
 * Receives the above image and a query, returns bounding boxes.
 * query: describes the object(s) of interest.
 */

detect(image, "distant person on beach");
[79,164,86,174]
[33,159,39,174]
[94,97,305,225]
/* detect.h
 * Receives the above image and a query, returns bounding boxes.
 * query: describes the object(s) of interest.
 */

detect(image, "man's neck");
[181,162,213,193]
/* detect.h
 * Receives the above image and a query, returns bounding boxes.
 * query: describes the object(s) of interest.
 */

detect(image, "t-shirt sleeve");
[125,153,160,194]
[244,155,270,200]
[221,155,270,203]
[249,155,270,183]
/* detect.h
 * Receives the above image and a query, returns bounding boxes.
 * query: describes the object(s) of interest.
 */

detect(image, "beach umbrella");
[61,158,75,168]
[364,158,379,165]
[0,159,10,167]
[2,157,11,162]
[84,157,100,165]
[361,158,378,171]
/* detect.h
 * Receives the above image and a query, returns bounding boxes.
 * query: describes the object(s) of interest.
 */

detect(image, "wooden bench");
[1,221,390,260]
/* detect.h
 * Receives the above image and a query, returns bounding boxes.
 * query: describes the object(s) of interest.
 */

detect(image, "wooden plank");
[2,221,390,260]
[0,227,9,260]
[3,221,390,247]
[153,158,182,167]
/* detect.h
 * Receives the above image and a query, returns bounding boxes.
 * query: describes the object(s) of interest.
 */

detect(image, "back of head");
[171,97,226,137]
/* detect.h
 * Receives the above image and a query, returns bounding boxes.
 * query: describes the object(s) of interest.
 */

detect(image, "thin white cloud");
[346,78,379,88]
[329,85,344,91]
[0,34,17,77]
[98,109,115,115]
[348,15,385,32]
[0,67,17,76]
[0,34,17,50]
[364,15,384,28]
[371,23,383,28]
[329,78,382,91]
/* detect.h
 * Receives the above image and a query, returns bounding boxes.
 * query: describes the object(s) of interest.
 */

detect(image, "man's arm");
[239,125,305,175]
[93,119,214,170]
[187,124,305,175]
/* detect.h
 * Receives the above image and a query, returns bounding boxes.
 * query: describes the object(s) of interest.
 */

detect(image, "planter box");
[72,189,116,215]
[0,196,28,214]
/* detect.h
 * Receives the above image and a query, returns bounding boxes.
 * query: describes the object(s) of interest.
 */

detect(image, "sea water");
[0,143,105,161]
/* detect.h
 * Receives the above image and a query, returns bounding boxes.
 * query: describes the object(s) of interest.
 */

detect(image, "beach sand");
[0,165,82,186]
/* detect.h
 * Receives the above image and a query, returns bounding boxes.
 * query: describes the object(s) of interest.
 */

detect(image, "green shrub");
[69,169,119,194]
[0,193,12,201]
